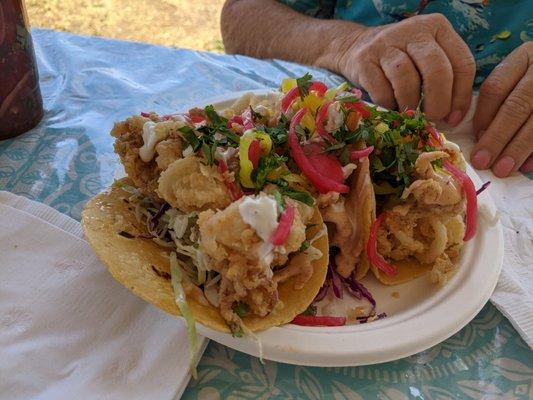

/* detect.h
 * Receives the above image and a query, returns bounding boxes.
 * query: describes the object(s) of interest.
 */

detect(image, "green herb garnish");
[339,147,350,164]
[200,105,240,146]
[260,114,289,146]
[270,178,316,206]
[274,191,285,214]
[323,142,346,152]
[296,73,313,98]
[178,126,201,151]
[299,239,310,252]
[279,187,315,206]
[202,142,215,165]
[233,302,250,318]
[231,324,244,338]
[336,94,360,103]
[252,153,286,190]
[204,105,224,126]
[347,104,433,196]
[301,304,317,316]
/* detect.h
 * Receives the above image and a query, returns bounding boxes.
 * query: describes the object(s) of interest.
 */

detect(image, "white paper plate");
[193,91,504,367]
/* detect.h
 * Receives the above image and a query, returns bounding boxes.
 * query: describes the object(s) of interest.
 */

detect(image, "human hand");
[336,14,476,125]
[471,42,533,177]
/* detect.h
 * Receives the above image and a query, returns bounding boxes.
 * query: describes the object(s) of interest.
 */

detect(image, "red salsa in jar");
[0,0,43,139]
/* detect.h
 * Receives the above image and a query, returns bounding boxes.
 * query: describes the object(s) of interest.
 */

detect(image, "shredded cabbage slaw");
[170,252,199,378]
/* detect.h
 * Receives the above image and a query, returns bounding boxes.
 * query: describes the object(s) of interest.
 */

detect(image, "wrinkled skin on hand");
[472,42,533,177]
[337,13,476,125]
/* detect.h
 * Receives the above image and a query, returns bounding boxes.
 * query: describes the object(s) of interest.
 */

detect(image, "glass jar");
[0,0,44,139]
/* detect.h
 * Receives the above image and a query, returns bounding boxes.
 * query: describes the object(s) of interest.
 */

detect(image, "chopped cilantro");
[202,142,215,165]
[225,130,241,146]
[252,153,287,190]
[204,105,224,126]
[178,126,201,151]
[299,239,310,252]
[260,114,289,146]
[432,158,443,169]
[230,323,244,338]
[336,94,360,103]
[323,142,346,152]
[268,178,315,206]
[296,73,313,98]
[200,105,240,146]
[274,191,285,214]
[345,102,436,197]
[233,302,250,318]
[371,157,386,173]
[339,147,350,165]
[279,187,315,206]
[301,304,317,316]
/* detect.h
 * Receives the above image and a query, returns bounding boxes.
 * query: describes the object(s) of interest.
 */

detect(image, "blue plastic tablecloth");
[1,29,532,399]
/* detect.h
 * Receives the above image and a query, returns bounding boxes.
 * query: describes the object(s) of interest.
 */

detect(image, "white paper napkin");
[441,96,533,348]
[0,191,206,400]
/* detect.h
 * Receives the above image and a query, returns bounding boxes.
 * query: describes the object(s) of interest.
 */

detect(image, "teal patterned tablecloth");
[1,29,531,400]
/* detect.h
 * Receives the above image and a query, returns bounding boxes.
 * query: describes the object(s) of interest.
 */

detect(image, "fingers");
[471,66,533,176]
[358,62,396,110]
[434,15,476,125]
[380,47,421,111]
[473,47,529,138]
[491,116,533,177]
[406,40,453,121]
[520,154,533,173]
[341,13,474,123]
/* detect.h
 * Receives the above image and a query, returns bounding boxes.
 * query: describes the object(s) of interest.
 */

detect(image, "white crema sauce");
[238,195,279,266]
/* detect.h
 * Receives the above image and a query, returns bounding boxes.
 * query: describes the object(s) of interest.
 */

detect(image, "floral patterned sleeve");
[279,0,533,87]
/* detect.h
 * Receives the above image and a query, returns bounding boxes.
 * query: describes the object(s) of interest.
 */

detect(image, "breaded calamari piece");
[197,195,309,323]
[157,156,232,213]
[111,116,185,196]
[112,116,160,196]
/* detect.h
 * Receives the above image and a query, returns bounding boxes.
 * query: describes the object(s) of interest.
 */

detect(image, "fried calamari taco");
[273,76,375,282]
[82,180,328,334]
[82,94,329,341]
[356,108,478,285]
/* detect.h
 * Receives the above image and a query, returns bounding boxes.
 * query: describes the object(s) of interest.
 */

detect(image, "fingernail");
[471,149,491,169]
[519,157,533,173]
[446,110,463,127]
[493,156,515,177]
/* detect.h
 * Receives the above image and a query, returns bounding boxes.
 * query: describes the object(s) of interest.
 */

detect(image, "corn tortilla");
[81,179,329,332]
[352,156,374,281]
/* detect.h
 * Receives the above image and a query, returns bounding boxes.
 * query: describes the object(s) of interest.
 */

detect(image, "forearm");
[221,0,368,72]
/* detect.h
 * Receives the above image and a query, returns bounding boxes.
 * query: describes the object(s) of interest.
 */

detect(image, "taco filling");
[91,93,332,335]
[113,178,321,334]
[83,73,478,338]
[354,106,477,285]
[275,75,376,282]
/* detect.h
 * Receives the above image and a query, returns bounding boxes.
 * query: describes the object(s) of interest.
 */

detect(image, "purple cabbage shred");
[357,312,387,324]
[341,275,376,308]
[148,203,170,235]
[476,181,491,195]
[313,285,328,303]
[329,263,344,299]
[313,248,381,324]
